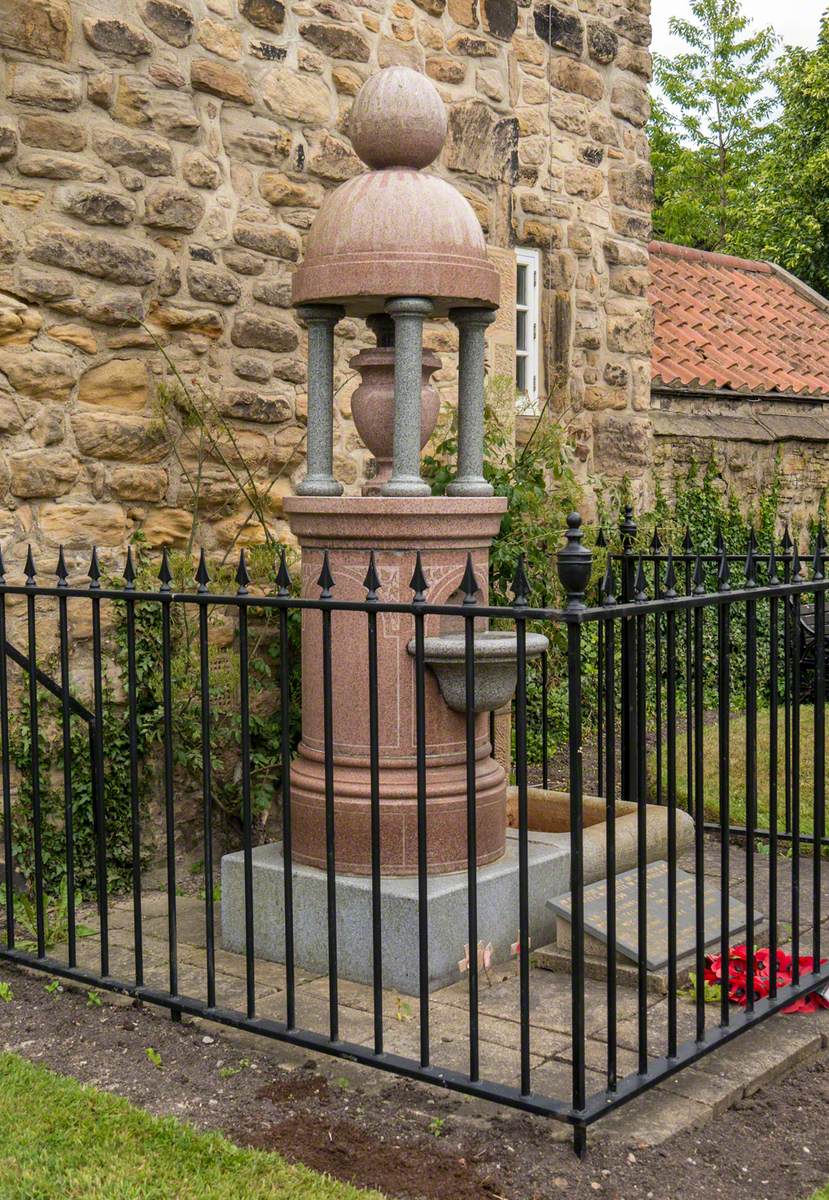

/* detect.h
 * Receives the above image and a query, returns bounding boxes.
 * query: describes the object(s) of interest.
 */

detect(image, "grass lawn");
[0,1052,384,1200]
[652,705,829,838]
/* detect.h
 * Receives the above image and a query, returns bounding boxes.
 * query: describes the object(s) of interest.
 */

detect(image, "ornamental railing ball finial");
[557,512,593,611]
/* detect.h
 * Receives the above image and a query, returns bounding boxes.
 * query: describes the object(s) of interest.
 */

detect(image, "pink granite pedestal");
[282,495,508,875]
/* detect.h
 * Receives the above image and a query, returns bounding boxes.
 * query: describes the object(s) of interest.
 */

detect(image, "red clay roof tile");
[649,241,829,399]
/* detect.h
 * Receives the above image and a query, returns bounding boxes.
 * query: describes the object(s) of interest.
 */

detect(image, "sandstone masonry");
[0,0,654,568]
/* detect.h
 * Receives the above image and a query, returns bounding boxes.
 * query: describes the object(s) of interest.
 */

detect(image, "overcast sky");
[650,1,826,59]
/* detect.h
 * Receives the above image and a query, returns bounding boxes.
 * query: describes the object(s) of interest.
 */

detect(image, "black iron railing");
[0,509,827,1156]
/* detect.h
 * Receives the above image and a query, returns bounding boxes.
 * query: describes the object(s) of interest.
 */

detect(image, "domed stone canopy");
[292,66,499,316]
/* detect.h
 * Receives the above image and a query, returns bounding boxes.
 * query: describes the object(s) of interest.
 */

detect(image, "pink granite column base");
[289,748,506,875]
[283,495,509,876]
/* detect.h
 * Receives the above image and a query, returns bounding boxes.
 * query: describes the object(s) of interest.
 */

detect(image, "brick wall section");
[0,0,653,567]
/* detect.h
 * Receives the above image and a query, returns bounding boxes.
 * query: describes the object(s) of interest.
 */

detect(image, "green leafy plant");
[427,1116,446,1138]
[16,881,96,954]
[145,1047,163,1070]
[0,982,12,1003]
[218,1058,251,1079]
[86,989,102,1009]
[680,972,722,1004]
[6,539,303,901]
[44,979,62,997]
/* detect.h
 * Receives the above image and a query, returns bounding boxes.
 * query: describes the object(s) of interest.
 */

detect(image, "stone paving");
[55,835,829,1148]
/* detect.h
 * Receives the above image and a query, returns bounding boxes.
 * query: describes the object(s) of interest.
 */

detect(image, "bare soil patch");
[1,957,827,1200]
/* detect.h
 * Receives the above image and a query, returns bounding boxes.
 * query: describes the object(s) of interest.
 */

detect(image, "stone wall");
[652,393,829,531]
[0,0,654,568]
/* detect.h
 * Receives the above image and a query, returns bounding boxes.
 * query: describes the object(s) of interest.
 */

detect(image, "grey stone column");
[381,296,433,498]
[295,304,345,497]
[446,307,496,498]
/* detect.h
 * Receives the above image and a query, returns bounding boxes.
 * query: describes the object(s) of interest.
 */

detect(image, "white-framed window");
[515,247,541,414]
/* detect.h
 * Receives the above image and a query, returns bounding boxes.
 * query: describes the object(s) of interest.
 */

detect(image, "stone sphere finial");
[348,66,448,170]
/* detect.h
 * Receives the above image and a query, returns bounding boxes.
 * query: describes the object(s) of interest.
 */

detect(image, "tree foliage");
[732,13,829,294]
[651,0,777,251]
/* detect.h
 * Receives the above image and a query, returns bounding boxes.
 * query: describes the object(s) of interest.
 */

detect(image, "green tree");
[650,0,777,251]
[732,13,829,294]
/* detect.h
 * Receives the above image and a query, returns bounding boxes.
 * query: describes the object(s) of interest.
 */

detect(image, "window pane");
[516,355,526,392]
[516,263,527,306]
[516,309,527,352]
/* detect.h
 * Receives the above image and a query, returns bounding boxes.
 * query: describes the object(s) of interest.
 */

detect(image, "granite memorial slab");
[549,861,764,973]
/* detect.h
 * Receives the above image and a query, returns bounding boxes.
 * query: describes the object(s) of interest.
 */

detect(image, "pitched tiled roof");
[649,240,829,400]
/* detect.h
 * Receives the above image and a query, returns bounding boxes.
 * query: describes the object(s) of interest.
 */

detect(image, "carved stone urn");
[350,317,441,494]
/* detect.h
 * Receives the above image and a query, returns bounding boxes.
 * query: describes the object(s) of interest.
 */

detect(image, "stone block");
[71,411,170,462]
[217,388,293,423]
[445,100,518,182]
[8,65,81,111]
[141,0,193,46]
[83,17,152,57]
[611,80,650,128]
[222,830,571,994]
[78,358,148,411]
[263,66,332,123]
[56,186,136,226]
[197,17,243,59]
[446,31,498,56]
[549,56,604,101]
[0,0,72,60]
[47,323,97,353]
[182,153,222,189]
[113,76,201,141]
[259,172,324,208]
[233,221,301,260]
[480,0,517,41]
[27,223,157,286]
[587,21,618,63]
[87,290,145,326]
[299,21,371,61]
[191,58,254,105]
[92,128,174,176]
[108,465,167,501]
[141,507,193,547]
[144,184,205,231]
[239,0,285,33]
[187,265,242,305]
[306,130,362,181]
[40,501,128,547]
[221,108,292,166]
[533,4,583,55]
[19,116,84,153]
[0,349,76,399]
[9,449,79,498]
[17,151,104,182]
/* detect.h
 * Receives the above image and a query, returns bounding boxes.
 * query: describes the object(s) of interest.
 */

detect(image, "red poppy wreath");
[704,945,829,1013]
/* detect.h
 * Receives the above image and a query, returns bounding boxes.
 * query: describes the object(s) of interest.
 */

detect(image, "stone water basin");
[506,787,695,886]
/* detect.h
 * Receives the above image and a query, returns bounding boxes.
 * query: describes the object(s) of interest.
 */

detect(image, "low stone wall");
[652,394,829,528]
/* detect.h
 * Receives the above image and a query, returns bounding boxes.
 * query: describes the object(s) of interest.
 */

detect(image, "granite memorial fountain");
[222,66,695,994]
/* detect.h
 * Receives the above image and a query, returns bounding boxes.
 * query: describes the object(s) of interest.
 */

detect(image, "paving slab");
[36,869,829,1152]
[692,1016,825,1096]
[654,1063,745,1116]
[594,1086,714,1147]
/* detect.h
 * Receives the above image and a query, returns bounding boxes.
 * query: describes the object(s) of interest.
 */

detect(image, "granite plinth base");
[221,829,570,995]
